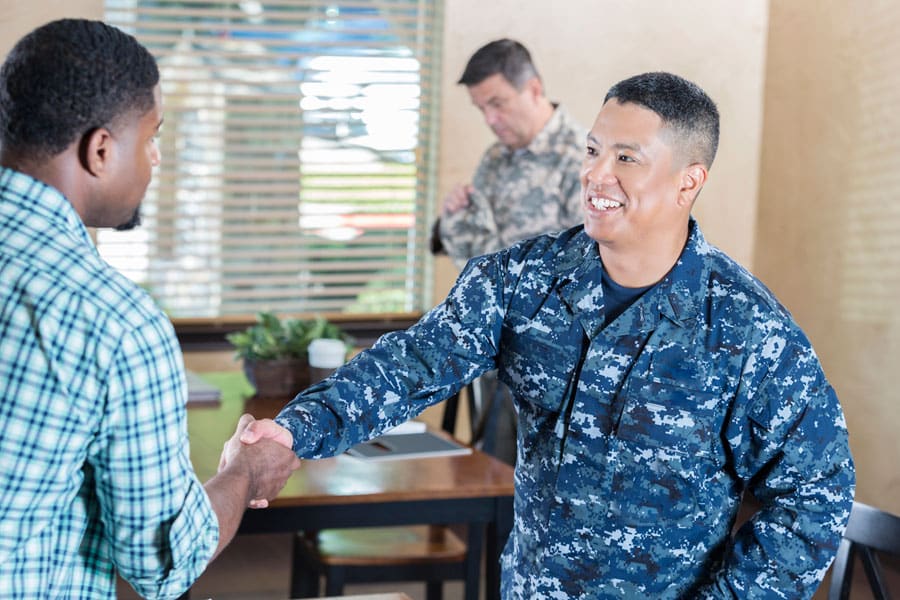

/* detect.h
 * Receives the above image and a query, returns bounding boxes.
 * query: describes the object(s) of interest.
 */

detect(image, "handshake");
[217,414,300,509]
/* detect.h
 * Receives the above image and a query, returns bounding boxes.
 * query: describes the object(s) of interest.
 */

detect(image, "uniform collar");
[524,103,568,156]
[490,103,569,160]
[652,218,709,327]
[553,219,709,336]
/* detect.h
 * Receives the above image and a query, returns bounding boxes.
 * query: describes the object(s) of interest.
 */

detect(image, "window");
[102,0,442,318]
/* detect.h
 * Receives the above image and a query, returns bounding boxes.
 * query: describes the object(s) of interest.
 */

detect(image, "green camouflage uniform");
[439,105,585,269]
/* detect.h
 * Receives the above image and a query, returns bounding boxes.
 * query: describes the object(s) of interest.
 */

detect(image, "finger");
[235,413,256,433]
[239,420,264,444]
[249,498,269,509]
[240,419,294,450]
[451,186,471,211]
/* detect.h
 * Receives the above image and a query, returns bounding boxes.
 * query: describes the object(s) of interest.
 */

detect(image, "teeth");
[590,196,622,210]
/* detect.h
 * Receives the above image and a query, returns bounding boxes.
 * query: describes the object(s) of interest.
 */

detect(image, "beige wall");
[434,0,769,299]
[756,1,900,516]
[0,0,102,56]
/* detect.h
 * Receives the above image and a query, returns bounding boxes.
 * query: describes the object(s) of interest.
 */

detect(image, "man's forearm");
[203,468,252,560]
[205,435,301,559]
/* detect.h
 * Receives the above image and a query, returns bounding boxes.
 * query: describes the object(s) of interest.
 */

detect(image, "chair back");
[829,501,900,600]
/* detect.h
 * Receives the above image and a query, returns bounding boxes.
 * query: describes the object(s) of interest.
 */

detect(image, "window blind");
[101,0,441,318]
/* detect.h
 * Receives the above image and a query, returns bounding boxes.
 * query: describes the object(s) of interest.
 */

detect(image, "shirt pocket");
[498,311,578,414]
[609,376,726,526]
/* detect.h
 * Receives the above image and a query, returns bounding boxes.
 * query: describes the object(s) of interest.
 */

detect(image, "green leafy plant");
[226,311,352,361]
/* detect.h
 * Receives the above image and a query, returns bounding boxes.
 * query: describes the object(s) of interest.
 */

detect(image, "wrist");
[217,454,254,503]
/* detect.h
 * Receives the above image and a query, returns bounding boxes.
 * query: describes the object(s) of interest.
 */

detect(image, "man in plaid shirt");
[0,19,299,599]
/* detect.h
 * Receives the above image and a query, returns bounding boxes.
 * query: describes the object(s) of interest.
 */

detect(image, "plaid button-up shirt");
[0,167,217,599]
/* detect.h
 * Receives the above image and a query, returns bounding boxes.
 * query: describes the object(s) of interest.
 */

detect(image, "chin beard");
[114,207,142,231]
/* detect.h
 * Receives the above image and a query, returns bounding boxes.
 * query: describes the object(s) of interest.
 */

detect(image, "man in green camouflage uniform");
[434,39,584,267]
[433,39,585,464]
[243,72,855,598]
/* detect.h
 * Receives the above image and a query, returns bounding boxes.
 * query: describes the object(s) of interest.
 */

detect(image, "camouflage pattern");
[276,219,855,599]
[439,105,585,269]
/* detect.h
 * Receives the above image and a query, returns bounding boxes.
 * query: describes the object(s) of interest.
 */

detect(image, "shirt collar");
[0,166,93,247]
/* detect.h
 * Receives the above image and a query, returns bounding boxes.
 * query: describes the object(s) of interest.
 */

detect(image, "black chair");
[829,500,900,600]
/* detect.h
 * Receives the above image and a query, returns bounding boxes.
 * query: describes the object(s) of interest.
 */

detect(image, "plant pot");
[243,357,310,399]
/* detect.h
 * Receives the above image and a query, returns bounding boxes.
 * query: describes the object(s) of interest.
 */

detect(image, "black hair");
[0,18,159,160]
[604,72,719,168]
[457,38,539,90]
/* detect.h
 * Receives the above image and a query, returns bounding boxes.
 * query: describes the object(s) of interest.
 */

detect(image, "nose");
[151,140,162,167]
[582,153,617,186]
[483,106,501,127]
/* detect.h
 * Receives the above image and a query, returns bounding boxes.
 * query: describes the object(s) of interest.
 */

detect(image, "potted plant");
[226,311,351,398]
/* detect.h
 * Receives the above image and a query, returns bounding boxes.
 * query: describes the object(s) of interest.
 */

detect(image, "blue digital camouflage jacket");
[276,219,855,599]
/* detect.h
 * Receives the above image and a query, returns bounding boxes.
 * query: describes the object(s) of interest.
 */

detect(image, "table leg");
[485,495,513,600]
[464,523,484,600]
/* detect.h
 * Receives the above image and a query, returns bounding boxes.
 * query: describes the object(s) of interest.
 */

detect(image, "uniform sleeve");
[89,314,218,599]
[276,253,508,458]
[697,338,855,599]
[439,155,502,270]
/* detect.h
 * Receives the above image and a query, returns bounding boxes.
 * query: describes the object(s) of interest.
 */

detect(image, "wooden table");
[188,373,515,600]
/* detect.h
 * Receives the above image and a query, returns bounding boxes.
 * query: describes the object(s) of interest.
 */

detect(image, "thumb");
[239,420,264,444]
[236,413,255,432]
[240,418,294,450]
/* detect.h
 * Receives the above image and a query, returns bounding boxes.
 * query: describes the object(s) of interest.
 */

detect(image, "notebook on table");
[185,370,222,407]
[346,431,471,461]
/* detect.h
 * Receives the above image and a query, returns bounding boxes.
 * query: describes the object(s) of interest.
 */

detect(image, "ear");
[78,127,114,177]
[524,76,544,101]
[677,163,708,207]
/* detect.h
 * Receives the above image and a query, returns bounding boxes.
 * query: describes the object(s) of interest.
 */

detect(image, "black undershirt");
[601,266,654,325]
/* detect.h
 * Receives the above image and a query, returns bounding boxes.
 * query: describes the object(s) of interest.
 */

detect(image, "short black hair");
[0,19,159,161]
[604,72,719,169]
[457,38,539,90]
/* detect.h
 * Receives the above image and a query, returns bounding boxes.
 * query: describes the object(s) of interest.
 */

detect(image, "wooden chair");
[829,500,900,600]
[290,385,483,600]
[290,524,473,599]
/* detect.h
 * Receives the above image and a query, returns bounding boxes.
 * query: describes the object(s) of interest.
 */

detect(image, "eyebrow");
[586,133,642,153]
[474,95,502,108]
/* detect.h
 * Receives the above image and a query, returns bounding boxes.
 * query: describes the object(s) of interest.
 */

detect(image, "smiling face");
[581,99,702,271]
[467,73,544,150]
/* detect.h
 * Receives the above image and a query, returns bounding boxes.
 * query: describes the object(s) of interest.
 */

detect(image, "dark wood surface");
[187,373,515,506]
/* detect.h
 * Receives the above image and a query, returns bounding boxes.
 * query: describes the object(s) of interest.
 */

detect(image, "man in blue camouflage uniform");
[241,72,855,598]
[433,39,585,464]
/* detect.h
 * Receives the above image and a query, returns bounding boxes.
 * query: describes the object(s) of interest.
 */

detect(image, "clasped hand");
[219,414,299,508]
